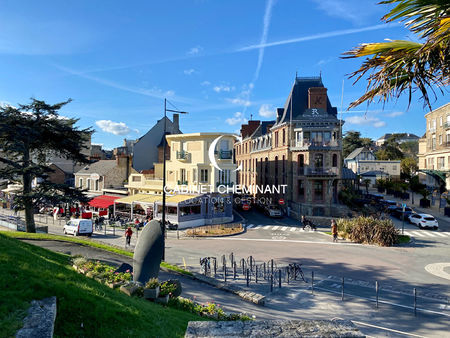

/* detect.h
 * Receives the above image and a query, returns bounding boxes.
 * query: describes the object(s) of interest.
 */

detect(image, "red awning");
[88,195,120,209]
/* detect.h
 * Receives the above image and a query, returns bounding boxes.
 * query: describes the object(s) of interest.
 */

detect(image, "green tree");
[343,131,373,158]
[401,157,418,178]
[0,99,92,232]
[399,140,419,158]
[376,135,404,160]
[343,0,449,110]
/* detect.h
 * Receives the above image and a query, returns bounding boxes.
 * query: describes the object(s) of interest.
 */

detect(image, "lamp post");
[161,98,188,261]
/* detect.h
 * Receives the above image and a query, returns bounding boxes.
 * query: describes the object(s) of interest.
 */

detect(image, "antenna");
[250,113,253,121]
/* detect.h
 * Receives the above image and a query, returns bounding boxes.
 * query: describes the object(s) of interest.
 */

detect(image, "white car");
[64,219,93,236]
[408,214,439,230]
[265,205,283,218]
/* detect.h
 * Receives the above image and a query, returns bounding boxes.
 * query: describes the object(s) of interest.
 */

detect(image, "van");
[64,219,93,236]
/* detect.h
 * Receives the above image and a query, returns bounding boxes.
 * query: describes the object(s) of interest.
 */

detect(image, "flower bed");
[72,256,252,321]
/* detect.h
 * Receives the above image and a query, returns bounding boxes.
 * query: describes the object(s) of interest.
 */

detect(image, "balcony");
[297,167,339,177]
[177,180,188,185]
[215,150,233,159]
[176,150,189,161]
[445,122,450,129]
[294,140,340,149]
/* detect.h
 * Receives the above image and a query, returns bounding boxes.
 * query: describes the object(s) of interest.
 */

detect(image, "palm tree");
[343,0,449,111]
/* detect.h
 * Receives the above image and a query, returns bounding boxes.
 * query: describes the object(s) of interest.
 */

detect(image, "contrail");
[238,22,402,52]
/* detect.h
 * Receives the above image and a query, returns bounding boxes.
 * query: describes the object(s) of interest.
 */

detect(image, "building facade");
[235,76,343,217]
[344,147,400,181]
[376,133,419,147]
[418,103,450,188]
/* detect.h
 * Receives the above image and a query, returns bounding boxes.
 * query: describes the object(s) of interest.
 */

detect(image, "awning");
[115,193,162,205]
[88,195,120,209]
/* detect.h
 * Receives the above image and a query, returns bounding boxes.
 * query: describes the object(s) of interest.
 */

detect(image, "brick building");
[235,76,343,217]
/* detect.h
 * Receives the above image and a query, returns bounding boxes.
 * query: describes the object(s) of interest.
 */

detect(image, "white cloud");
[259,104,276,118]
[213,85,235,93]
[225,112,248,126]
[201,81,211,86]
[96,120,136,135]
[187,46,203,55]
[386,111,404,117]
[183,69,195,75]
[165,90,175,97]
[346,115,386,128]
[226,98,252,107]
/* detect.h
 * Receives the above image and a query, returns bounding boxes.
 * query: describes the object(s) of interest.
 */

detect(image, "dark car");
[392,207,413,220]
[386,204,399,214]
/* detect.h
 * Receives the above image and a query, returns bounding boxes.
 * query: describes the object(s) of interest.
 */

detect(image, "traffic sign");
[279,198,285,205]
[242,204,250,211]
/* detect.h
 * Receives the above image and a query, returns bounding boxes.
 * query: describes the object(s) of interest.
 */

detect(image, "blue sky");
[0,0,448,148]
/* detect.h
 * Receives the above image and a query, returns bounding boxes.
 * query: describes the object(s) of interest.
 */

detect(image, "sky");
[0,0,448,149]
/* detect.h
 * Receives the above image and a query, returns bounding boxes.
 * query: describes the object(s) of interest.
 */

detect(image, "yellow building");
[418,103,450,188]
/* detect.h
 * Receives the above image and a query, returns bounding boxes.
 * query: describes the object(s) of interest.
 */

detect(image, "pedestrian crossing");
[402,230,450,238]
[246,224,316,233]
[245,223,450,238]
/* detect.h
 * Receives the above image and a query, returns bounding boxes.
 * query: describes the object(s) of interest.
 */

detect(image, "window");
[274,156,278,175]
[438,157,445,169]
[282,129,286,145]
[132,175,141,182]
[214,200,225,213]
[432,135,436,149]
[439,135,442,144]
[219,169,231,184]
[298,180,305,200]
[200,169,208,183]
[393,165,397,171]
[192,168,197,182]
[79,178,83,188]
[298,154,305,175]
[95,180,99,191]
[332,154,338,167]
[314,181,323,201]
[180,169,186,183]
[314,154,323,168]
[440,116,443,126]
[179,204,201,216]
[275,131,279,147]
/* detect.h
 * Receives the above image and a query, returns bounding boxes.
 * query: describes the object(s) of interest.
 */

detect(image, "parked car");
[386,205,399,214]
[381,200,397,207]
[63,219,93,236]
[408,214,439,229]
[265,205,283,218]
[392,207,413,220]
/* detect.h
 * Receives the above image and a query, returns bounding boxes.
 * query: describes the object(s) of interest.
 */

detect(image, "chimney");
[308,87,328,110]
[173,113,179,132]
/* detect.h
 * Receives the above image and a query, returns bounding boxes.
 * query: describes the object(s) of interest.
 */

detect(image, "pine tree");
[0,99,92,232]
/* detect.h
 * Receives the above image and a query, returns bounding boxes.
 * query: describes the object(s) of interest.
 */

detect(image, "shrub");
[337,216,399,246]
[160,281,178,297]
[145,278,159,289]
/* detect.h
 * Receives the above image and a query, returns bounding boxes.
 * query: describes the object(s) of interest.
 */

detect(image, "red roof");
[88,195,120,209]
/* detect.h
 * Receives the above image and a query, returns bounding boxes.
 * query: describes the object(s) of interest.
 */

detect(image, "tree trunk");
[22,150,36,233]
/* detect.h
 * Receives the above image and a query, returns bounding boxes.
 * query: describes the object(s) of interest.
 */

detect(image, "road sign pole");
[402,203,406,235]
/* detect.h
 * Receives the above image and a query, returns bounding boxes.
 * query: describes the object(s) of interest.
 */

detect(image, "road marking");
[263,225,272,230]
[411,231,425,237]
[254,225,262,229]
[280,226,288,231]
[434,232,447,237]
[203,237,359,246]
[271,226,280,230]
[425,263,450,281]
[247,224,255,228]
[444,232,450,236]
[420,231,437,237]
[351,321,426,338]
[290,227,297,232]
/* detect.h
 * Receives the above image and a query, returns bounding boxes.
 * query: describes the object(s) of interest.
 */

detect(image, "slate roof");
[250,120,275,138]
[342,167,357,180]
[75,160,117,176]
[345,147,368,160]
[277,76,337,125]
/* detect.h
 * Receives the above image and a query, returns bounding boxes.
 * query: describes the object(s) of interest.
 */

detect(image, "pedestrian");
[125,226,133,247]
[331,219,338,243]
[94,217,99,231]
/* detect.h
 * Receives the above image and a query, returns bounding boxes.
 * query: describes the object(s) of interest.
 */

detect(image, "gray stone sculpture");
[133,219,163,284]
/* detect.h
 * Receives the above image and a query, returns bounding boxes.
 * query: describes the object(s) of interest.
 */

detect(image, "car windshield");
[424,217,435,221]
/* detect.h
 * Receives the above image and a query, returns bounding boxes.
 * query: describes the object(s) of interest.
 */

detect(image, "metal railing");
[297,167,339,176]
[176,150,189,160]
[295,140,340,148]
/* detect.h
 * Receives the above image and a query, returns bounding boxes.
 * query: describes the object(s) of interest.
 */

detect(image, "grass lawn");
[0,231,191,276]
[0,233,204,337]
[397,234,411,244]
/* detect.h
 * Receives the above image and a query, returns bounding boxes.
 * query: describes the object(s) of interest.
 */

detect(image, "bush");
[337,216,399,246]
[145,278,159,289]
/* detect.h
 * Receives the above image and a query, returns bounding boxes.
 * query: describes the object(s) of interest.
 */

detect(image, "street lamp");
[161,98,188,261]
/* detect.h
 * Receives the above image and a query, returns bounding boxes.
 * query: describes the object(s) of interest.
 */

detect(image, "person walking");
[331,219,338,243]
[125,227,133,247]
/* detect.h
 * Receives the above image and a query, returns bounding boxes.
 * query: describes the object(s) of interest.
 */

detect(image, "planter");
[106,281,123,289]
[155,294,169,304]
[444,206,450,217]
[144,287,160,300]
[420,199,430,208]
